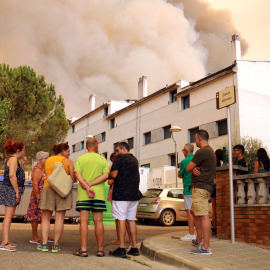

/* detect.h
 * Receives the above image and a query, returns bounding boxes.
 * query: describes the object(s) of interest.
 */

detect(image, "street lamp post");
[169,126,181,188]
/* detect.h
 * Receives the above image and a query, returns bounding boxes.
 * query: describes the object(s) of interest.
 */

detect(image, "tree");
[0,98,12,158]
[223,135,263,174]
[0,63,69,165]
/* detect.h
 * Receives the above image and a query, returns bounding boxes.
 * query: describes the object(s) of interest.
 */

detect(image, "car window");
[167,189,184,199]
[143,189,162,198]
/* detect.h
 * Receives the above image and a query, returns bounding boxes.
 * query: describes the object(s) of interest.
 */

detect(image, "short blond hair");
[36,151,49,161]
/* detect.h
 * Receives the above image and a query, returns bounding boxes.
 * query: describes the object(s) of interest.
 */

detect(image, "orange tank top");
[43,156,69,188]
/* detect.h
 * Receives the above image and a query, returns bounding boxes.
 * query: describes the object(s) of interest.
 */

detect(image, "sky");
[0,0,269,118]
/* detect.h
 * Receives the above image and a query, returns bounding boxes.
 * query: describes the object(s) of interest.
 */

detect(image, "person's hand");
[15,192,20,204]
[21,156,27,166]
[87,188,95,198]
[192,167,201,176]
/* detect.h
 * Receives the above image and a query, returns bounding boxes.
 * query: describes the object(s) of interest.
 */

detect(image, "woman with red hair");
[0,140,27,252]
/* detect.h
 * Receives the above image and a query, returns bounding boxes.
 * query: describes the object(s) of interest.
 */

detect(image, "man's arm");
[75,171,95,197]
[186,161,201,176]
[109,170,118,179]
[88,172,109,187]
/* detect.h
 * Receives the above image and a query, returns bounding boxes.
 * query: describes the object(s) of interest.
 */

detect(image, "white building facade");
[67,35,270,187]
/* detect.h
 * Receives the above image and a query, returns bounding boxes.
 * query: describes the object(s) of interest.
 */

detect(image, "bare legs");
[79,211,104,252]
[194,215,211,249]
[41,210,65,245]
[186,209,195,235]
[117,219,137,249]
[31,221,40,241]
[2,206,16,244]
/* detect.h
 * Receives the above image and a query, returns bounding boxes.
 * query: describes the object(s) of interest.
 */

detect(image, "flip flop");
[111,240,119,245]
[29,240,42,244]
[47,237,54,243]
[73,249,88,257]
[96,250,105,257]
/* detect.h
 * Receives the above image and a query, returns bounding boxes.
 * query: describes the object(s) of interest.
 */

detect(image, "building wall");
[237,61,270,150]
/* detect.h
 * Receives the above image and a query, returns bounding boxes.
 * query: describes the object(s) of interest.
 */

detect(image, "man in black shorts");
[108,142,142,258]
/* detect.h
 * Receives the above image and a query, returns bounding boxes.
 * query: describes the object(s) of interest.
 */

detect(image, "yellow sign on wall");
[216,85,236,109]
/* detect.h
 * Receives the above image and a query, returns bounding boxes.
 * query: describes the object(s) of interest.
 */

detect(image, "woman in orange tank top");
[38,143,75,253]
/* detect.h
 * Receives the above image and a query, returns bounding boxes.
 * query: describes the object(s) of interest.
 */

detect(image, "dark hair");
[4,140,24,155]
[110,153,116,162]
[233,144,245,154]
[257,148,270,171]
[117,142,130,152]
[215,149,223,167]
[195,129,209,141]
[52,143,69,155]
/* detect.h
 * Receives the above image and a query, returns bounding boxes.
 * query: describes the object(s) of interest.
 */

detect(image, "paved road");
[0,222,189,270]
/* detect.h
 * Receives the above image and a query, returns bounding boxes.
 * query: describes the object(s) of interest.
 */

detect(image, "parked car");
[136,188,212,226]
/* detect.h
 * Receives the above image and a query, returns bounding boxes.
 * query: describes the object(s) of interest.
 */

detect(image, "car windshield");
[143,189,162,198]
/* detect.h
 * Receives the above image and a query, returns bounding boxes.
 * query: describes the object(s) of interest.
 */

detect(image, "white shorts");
[112,200,139,220]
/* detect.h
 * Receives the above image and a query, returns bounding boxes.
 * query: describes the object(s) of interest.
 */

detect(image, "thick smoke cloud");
[0,0,248,117]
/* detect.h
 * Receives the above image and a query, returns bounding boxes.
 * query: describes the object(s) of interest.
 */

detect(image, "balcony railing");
[234,172,270,205]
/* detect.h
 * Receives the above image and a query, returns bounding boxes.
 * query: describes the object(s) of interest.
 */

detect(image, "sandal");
[8,242,17,247]
[111,240,119,245]
[96,250,105,257]
[73,249,88,257]
[0,243,16,252]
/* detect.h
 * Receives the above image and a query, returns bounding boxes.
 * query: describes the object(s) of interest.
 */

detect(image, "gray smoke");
[0,0,248,117]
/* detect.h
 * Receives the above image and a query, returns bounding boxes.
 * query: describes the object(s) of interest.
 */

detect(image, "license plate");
[139,203,147,207]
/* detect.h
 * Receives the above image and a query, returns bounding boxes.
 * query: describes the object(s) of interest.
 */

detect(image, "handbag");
[47,158,73,198]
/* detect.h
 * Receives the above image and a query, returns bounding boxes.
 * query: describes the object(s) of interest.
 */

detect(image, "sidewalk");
[140,231,270,270]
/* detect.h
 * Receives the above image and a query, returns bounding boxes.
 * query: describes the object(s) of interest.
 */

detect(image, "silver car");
[136,188,212,226]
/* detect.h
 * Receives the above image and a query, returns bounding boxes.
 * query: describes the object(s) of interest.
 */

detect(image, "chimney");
[89,93,96,111]
[138,75,147,100]
[231,34,241,62]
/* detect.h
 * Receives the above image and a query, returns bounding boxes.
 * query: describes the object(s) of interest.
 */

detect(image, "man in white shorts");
[108,142,142,258]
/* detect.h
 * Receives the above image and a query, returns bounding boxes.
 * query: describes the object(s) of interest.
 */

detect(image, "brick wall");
[216,166,270,247]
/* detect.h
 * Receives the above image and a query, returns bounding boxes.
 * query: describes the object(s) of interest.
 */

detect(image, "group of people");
[178,131,270,255]
[0,138,142,258]
[0,130,269,257]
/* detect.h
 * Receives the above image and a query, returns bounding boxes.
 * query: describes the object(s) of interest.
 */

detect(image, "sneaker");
[192,239,202,247]
[108,247,127,258]
[180,234,196,242]
[52,245,61,253]
[127,247,140,256]
[37,243,49,252]
[191,246,212,255]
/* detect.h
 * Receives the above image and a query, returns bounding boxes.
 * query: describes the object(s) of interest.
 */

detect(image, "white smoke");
[0,0,247,117]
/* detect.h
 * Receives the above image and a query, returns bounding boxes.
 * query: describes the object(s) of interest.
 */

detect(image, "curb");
[140,236,211,270]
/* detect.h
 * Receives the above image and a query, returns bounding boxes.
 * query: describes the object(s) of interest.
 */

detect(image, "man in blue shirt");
[178,143,195,241]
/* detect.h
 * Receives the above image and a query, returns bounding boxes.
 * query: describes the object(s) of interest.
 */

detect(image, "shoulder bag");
[47,158,73,198]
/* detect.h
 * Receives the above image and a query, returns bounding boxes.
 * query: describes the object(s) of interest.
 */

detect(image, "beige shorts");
[191,187,210,216]
[39,186,72,211]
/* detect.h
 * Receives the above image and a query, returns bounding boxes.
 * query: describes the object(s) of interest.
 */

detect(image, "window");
[170,154,176,166]
[169,89,177,103]
[189,127,199,143]
[217,119,228,136]
[102,152,107,160]
[141,163,150,168]
[110,118,115,129]
[167,189,184,199]
[163,125,171,139]
[127,137,134,149]
[80,141,84,150]
[72,125,75,133]
[181,95,190,110]
[72,144,75,153]
[104,107,108,117]
[144,132,151,145]
[101,132,106,142]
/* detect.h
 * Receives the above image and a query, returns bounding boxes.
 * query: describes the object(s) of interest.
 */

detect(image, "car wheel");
[159,209,175,226]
